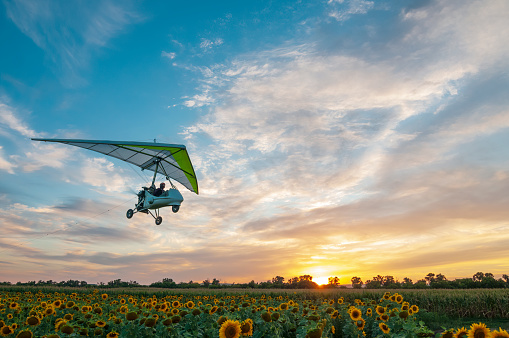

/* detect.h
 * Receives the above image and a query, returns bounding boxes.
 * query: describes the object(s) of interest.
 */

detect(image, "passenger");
[153,182,165,197]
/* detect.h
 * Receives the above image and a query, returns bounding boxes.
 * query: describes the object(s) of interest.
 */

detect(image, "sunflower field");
[1,288,508,337]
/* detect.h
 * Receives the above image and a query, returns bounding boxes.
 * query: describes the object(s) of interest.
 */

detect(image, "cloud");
[0,146,15,174]
[161,51,176,60]
[0,102,38,138]
[4,0,144,86]
[199,38,224,53]
[328,0,375,21]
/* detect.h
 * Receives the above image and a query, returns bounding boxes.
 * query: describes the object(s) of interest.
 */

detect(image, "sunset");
[1,0,509,292]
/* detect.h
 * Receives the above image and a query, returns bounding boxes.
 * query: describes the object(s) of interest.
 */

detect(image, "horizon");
[3,271,506,287]
[1,0,509,286]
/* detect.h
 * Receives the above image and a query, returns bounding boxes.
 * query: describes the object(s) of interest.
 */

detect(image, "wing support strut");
[151,159,160,187]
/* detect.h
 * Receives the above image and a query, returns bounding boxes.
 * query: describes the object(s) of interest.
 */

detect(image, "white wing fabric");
[32,138,199,194]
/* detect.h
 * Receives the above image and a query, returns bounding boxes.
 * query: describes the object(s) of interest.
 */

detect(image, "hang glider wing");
[32,138,199,194]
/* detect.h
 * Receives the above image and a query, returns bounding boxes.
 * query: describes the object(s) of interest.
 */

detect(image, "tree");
[212,278,220,286]
[351,276,363,289]
[300,275,313,281]
[202,279,210,287]
[435,273,447,282]
[425,273,435,285]
[402,277,413,287]
[382,276,396,287]
[272,276,285,286]
[473,272,485,282]
[328,277,340,287]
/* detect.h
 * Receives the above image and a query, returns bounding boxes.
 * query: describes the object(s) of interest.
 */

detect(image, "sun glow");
[313,276,329,285]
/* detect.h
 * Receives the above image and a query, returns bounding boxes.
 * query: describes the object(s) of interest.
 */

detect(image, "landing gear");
[172,205,180,213]
[126,209,134,219]
[155,216,162,225]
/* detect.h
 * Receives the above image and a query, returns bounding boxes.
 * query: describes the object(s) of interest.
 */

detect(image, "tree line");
[350,272,509,289]
[2,272,508,289]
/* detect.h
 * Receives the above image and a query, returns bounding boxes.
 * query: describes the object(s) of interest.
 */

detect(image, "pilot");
[153,182,165,197]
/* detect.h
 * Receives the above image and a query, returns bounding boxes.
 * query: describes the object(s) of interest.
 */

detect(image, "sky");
[1,0,509,286]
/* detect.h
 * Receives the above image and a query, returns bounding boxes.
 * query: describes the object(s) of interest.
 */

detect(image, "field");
[1,287,508,337]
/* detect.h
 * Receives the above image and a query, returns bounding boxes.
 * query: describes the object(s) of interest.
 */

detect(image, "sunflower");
[379,323,390,334]
[356,319,366,331]
[144,318,157,328]
[279,303,288,311]
[380,314,390,322]
[106,331,119,338]
[186,301,195,309]
[366,308,373,317]
[1,326,13,337]
[410,305,419,313]
[349,307,362,321]
[468,323,491,338]
[376,306,386,316]
[261,311,272,323]
[454,327,469,338]
[240,319,253,336]
[15,329,34,338]
[60,325,74,335]
[492,328,509,338]
[101,294,108,300]
[219,320,242,338]
[399,311,409,320]
[442,329,454,338]
[95,320,107,328]
[26,316,41,326]
[54,319,67,332]
[6,314,13,320]
[395,295,403,304]
[306,328,323,338]
[9,302,19,310]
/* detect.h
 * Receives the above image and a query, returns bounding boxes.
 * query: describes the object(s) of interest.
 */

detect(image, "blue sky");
[1,0,509,286]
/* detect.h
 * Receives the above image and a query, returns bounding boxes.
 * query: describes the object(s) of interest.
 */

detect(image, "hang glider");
[32,138,199,224]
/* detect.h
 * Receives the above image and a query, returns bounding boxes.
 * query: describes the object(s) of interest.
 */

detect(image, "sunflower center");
[474,329,486,338]
[225,325,238,338]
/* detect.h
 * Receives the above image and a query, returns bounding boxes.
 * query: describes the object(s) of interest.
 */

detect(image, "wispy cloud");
[4,0,144,87]
[199,38,223,53]
[161,51,176,60]
[328,0,375,21]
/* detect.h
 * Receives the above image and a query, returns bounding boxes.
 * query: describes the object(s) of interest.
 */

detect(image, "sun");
[313,276,329,285]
